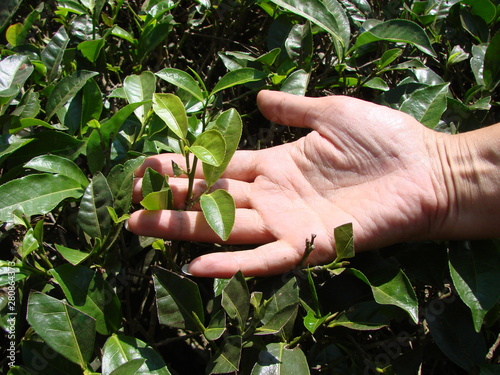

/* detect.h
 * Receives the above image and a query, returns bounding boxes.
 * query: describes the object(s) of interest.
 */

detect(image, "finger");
[127,208,273,244]
[135,150,260,182]
[257,90,326,130]
[185,240,302,278]
[133,176,253,209]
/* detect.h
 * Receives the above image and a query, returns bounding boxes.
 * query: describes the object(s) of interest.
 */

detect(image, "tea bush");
[0,0,499,374]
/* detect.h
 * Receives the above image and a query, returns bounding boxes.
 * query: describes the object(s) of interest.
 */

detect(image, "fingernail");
[181,263,192,276]
[124,219,129,231]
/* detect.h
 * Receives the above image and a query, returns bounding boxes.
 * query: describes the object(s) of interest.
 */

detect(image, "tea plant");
[0,0,499,374]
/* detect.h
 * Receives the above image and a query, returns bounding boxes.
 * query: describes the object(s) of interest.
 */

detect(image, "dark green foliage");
[0,1,499,374]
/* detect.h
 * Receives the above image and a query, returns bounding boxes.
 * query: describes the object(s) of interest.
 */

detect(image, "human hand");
[128,90,448,278]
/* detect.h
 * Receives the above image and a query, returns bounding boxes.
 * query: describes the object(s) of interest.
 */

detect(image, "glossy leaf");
[27,292,96,368]
[200,189,235,241]
[19,228,38,260]
[203,110,242,187]
[280,69,310,95]
[41,26,70,82]
[153,93,188,140]
[348,266,419,324]
[204,309,226,341]
[123,71,156,124]
[206,335,242,375]
[77,39,105,63]
[354,20,437,57]
[107,157,146,217]
[55,244,91,265]
[483,31,500,90]
[102,334,171,375]
[258,277,299,335]
[0,55,33,93]
[221,271,250,332]
[269,0,349,54]
[45,70,98,120]
[24,154,88,188]
[211,68,268,96]
[153,266,205,330]
[155,68,205,101]
[190,129,226,167]
[140,190,173,210]
[21,340,83,375]
[109,359,146,375]
[0,174,83,223]
[399,83,450,129]
[251,342,310,375]
[334,222,354,261]
[448,241,500,332]
[77,172,113,239]
[50,264,122,335]
[142,167,169,197]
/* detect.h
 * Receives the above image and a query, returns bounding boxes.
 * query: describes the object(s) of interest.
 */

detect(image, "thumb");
[257,90,324,129]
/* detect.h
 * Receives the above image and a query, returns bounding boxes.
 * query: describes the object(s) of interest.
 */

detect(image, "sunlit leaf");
[334,222,354,261]
[77,38,105,63]
[140,190,173,210]
[211,68,268,96]
[24,154,88,188]
[399,83,450,129]
[55,244,91,265]
[156,68,205,101]
[123,71,156,124]
[153,93,188,140]
[354,19,436,57]
[41,26,70,82]
[0,174,83,223]
[483,31,500,90]
[200,189,235,241]
[102,334,171,375]
[190,129,226,167]
[251,343,310,375]
[27,292,96,368]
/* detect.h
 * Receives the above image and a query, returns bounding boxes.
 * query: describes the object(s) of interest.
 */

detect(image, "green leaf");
[483,31,500,90]
[138,21,172,60]
[425,296,487,372]
[334,222,354,261]
[204,309,226,341]
[221,271,250,332]
[190,129,226,167]
[354,20,437,57]
[448,241,500,332]
[102,334,171,375]
[399,83,450,129]
[24,155,88,188]
[27,291,96,369]
[211,68,268,96]
[77,38,105,63]
[200,189,235,241]
[50,264,122,335]
[153,93,188,140]
[0,138,33,166]
[348,267,419,324]
[77,172,113,239]
[463,0,497,24]
[251,343,310,375]
[123,71,156,124]
[206,335,242,375]
[45,70,99,120]
[55,244,91,265]
[109,359,146,375]
[258,277,299,335]
[0,174,83,223]
[140,190,173,210]
[142,167,169,197]
[41,26,70,82]
[153,266,205,330]
[19,228,38,260]
[280,69,310,95]
[0,0,23,33]
[155,68,205,102]
[0,55,33,95]
[269,0,349,56]
[378,48,403,69]
[21,340,83,375]
[107,157,146,217]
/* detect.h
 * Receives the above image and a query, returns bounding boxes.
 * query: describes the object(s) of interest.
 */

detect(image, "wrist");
[430,124,500,240]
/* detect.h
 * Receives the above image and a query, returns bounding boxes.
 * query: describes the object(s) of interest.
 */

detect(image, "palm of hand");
[129,92,440,277]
